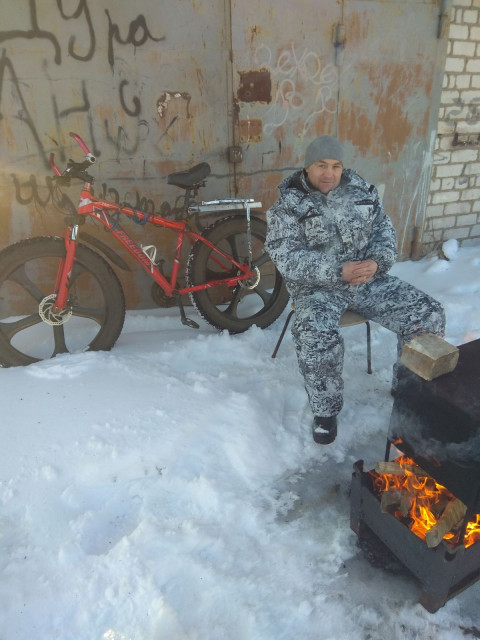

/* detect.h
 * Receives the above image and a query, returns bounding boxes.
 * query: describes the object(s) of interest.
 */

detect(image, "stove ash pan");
[350,461,480,613]
[390,338,480,513]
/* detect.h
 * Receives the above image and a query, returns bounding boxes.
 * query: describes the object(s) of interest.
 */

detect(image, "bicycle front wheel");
[186,215,289,333]
[0,237,125,367]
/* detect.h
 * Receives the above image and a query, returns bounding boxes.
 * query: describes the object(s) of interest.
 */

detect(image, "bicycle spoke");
[253,251,269,268]
[222,286,247,318]
[52,324,68,356]
[0,314,42,340]
[9,265,47,303]
[71,261,89,281]
[251,283,273,305]
[223,234,242,262]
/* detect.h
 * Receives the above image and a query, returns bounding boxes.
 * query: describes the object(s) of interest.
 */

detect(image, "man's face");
[306,159,343,194]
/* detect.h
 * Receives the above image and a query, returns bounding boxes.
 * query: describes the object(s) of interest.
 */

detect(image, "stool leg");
[271,309,295,358]
[366,321,372,374]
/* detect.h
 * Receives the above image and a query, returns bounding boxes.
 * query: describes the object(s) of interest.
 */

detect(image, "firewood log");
[400,492,414,518]
[374,461,429,477]
[380,489,416,519]
[425,498,467,548]
[430,494,451,520]
[380,490,402,513]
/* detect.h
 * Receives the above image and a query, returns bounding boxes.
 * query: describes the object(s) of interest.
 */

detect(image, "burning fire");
[370,455,480,549]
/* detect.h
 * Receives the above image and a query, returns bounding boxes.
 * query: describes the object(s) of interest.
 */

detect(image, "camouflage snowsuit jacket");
[265,169,445,418]
[265,168,397,298]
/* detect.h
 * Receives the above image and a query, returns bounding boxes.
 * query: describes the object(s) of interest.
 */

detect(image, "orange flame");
[465,515,480,548]
[370,455,480,548]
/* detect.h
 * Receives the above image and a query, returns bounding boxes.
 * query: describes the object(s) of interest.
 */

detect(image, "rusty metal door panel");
[0,3,231,248]
[231,0,448,259]
[338,1,447,257]
[0,1,231,178]
[230,0,342,203]
[0,1,234,307]
[0,1,450,311]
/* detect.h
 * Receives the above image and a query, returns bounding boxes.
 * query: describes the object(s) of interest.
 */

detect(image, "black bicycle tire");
[0,236,125,367]
[186,215,289,333]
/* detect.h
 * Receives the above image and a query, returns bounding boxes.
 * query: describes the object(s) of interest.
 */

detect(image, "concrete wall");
[424,0,480,254]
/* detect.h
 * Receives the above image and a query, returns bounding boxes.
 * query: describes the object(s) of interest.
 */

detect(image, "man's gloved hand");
[342,259,378,285]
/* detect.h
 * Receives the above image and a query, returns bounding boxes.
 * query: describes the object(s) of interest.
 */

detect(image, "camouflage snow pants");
[291,274,446,418]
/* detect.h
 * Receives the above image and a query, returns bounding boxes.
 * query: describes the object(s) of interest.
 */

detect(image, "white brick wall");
[424,0,480,254]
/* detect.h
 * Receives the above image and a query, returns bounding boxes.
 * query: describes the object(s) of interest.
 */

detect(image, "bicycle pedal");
[181,317,200,329]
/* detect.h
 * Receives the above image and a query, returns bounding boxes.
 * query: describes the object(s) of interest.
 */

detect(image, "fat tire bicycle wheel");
[0,236,125,367]
[186,215,289,333]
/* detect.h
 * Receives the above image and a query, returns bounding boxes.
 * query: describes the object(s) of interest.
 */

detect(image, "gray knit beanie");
[304,135,344,168]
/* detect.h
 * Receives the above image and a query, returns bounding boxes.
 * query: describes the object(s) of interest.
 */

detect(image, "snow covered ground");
[1,239,480,640]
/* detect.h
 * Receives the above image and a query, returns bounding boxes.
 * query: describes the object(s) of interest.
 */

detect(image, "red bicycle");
[0,132,288,366]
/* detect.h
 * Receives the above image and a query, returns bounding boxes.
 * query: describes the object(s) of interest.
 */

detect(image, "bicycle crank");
[38,294,73,325]
[239,266,261,290]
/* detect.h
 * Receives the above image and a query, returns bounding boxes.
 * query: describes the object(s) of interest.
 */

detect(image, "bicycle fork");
[54,226,78,310]
[37,226,79,326]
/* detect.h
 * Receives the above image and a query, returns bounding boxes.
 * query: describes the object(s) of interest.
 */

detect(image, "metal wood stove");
[350,338,480,612]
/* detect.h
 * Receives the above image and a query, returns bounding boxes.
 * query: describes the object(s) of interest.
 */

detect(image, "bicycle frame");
[76,185,256,294]
[51,133,262,314]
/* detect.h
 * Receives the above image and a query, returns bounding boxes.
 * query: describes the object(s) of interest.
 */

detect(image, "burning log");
[430,494,451,520]
[380,489,414,518]
[376,460,429,516]
[375,461,429,477]
[372,456,470,548]
[399,492,414,518]
[380,490,403,513]
[425,498,467,548]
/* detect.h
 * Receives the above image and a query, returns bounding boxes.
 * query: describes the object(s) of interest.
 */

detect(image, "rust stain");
[347,9,371,47]
[154,94,197,154]
[237,69,271,103]
[151,160,181,178]
[157,91,192,118]
[145,49,164,66]
[95,103,116,123]
[195,68,205,97]
[340,63,432,160]
[249,25,261,44]
[1,114,16,153]
[239,118,262,143]
[260,171,285,209]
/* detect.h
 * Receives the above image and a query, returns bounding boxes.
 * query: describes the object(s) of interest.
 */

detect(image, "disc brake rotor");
[38,294,73,326]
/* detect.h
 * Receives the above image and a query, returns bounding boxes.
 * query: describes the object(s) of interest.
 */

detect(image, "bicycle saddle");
[167,162,211,189]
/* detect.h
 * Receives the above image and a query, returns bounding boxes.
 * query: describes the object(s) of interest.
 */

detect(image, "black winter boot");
[312,416,337,444]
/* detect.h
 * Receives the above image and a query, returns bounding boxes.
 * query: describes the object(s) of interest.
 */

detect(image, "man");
[265,135,445,445]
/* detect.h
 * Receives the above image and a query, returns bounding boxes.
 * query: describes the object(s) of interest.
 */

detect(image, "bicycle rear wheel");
[0,236,125,367]
[186,215,289,333]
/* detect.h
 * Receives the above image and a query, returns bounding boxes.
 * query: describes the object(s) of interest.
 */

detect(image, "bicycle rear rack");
[188,198,262,214]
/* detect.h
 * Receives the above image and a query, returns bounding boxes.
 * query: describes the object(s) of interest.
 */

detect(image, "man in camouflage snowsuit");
[265,136,445,444]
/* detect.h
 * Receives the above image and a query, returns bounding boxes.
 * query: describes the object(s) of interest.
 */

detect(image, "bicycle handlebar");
[49,131,96,178]
[49,153,62,176]
[69,132,96,164]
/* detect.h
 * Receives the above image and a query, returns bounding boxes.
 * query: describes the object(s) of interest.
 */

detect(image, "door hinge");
[437,0,450,38]
[333,23,345,67]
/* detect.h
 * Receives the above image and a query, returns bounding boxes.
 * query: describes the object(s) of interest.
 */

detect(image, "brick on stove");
[400,334,459,381]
